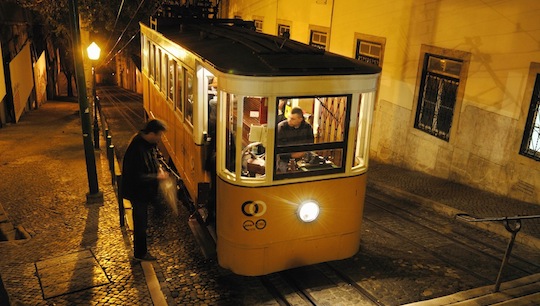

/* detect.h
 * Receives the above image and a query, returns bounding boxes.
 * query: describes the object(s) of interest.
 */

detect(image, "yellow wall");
[225,0,540,204]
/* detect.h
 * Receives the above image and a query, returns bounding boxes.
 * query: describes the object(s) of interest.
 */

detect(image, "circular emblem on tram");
[241,200,267,217]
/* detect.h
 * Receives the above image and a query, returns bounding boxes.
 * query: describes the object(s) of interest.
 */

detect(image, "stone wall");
[370,100,539,204]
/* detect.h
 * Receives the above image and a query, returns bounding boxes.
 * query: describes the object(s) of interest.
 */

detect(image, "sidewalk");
[0,101,157,305]
[367,160,540,250]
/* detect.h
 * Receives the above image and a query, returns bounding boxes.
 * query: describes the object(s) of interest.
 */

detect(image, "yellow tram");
[140,16,380,276]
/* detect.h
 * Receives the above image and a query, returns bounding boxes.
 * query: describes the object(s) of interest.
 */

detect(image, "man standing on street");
[122,119,168,261]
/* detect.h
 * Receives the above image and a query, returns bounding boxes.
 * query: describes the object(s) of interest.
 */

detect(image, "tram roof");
[153,19,381,77]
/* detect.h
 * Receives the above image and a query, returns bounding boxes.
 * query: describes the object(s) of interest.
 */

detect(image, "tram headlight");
[297,201,320,223]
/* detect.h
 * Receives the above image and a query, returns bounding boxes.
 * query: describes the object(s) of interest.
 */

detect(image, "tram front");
[215,73,379,276]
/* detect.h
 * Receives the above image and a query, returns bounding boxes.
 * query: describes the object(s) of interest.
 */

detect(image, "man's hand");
[157,168,169,180]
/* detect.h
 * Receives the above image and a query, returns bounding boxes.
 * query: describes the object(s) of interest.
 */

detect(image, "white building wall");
[226,0,540,204]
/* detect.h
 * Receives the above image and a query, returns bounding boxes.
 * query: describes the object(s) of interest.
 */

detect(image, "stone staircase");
[404,273,540,305]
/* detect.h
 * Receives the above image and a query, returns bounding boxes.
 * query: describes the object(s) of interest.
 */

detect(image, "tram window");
[150,44,155,80]
[185,71,194,126]
[161,53,168,94]
[276,149,343,174]
[175,66,184,113]
[274,95,351,179]
[225,93,237,174]
[353,93,372,168]
[157,49,162,87]
[168,59,175,102]
[241,97,268,178]
[143,37,149,73]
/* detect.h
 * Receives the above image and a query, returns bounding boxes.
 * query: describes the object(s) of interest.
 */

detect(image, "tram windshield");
[224,93,360,181]
[274,95,350,179]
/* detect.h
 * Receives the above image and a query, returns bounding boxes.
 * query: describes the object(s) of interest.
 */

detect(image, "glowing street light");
[87,42,101,60]
[87,42,101,149]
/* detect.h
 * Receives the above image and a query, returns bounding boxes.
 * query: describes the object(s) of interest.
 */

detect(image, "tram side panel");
[216,174,367,276]
[143,75,210,205]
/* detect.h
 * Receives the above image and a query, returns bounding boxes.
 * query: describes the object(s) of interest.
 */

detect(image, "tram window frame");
[225,92,238,176]
[157,48,162,88]
[143,37,149,74]
[273,95,351,180]
[175,65,184,114]
[161,52,168,94]
[185,70,194,126]
[150,44,155,80]
[168,58,175,102]
[353,92,374,169]
[240,96,268,179]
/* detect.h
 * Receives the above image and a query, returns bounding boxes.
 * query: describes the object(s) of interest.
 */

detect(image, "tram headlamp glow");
[297,201,320,223]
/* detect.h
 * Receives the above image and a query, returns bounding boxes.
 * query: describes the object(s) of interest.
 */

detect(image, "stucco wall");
[225,0,540,205]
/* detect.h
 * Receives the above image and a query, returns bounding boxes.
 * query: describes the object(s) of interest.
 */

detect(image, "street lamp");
[68,0,102,202]
[87,42,101,149]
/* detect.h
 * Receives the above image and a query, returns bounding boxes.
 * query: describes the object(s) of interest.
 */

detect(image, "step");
[404,273,540,305]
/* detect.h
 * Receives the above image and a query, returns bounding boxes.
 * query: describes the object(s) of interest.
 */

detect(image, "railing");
[456,213,540,292]
[95,96,124,227]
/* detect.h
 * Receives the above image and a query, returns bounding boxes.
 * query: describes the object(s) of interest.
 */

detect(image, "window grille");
[414,56,462,141]
[520,74,540,160]
[355,40,381,66]
[310,30,327,50]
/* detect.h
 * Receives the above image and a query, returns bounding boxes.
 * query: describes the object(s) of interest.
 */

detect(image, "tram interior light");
[297,200,320,223]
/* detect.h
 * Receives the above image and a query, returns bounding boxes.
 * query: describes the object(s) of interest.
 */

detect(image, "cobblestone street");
[0,101,152,305]
[1,97,540,305]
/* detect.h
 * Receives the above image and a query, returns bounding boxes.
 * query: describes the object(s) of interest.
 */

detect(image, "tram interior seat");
[241,125,267,176]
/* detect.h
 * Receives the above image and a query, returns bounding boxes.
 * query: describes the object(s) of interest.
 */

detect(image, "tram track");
[97,86,145,159]
[98,86,145,131]
[259,262,385,306]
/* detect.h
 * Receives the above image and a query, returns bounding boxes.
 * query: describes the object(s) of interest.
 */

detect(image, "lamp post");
[87,42,101,150]
[68,0,102,202]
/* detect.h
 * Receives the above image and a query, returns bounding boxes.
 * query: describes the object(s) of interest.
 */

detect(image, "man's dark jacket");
[276,120,314,145]
[121,133,160,202]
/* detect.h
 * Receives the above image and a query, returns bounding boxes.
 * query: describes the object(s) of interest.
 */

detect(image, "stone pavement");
[0,101,155,305]
[367,161,540,250]
[1,99,540,305]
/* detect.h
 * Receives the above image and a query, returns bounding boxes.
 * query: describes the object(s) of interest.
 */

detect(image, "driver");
[276,106,314,172]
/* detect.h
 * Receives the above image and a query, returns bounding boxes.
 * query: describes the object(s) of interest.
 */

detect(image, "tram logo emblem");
[241,200,267,217]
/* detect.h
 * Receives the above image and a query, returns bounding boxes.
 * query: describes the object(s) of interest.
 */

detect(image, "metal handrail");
[94,96,124,226]
[456,213,540,292]
[456,214,540,222]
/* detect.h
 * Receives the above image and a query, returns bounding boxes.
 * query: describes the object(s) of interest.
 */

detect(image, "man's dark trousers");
[132,200,149,258]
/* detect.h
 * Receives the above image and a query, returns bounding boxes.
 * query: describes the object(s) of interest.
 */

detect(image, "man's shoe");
[134,253,157,261]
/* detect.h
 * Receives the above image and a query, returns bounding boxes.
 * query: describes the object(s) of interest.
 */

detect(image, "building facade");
[222,0,540,205]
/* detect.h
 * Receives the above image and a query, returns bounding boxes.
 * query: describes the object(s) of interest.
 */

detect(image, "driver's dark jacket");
[121,133,160,202]
[276,120,314,146]
[276,120,314,161]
